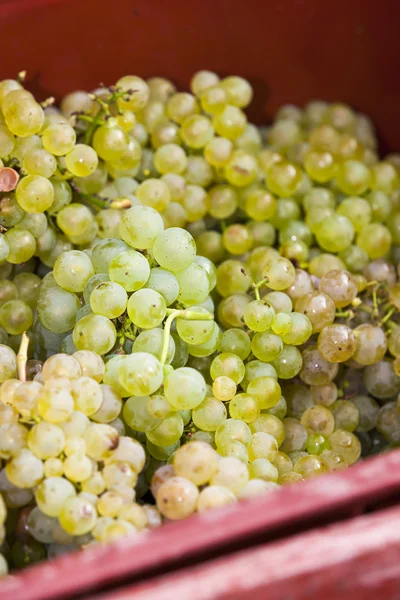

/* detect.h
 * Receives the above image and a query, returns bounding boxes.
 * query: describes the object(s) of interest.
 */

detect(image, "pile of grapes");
[0,70,399,575]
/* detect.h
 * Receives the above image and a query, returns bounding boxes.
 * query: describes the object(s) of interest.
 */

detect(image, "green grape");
[207,185,238,220]
[356,223,392,259]
[10,539,46,569]
[251,332,283,362]
[187,322,222,358]
[59,495,97,535]
[213,105,247,139]
[182,185,208,222]
[0,234,9,264]
[38,286,81,333]
[108,249,150,292]
[266,160,302,197]
[119,205,164,249]
[175,263,210,306]
[0,193,24,228]
[271,312,292,335]
[91,238,129,274]
[15,212,47,238]
[116,75,150,112]
[133,329,175,364]
[146,268,179,306]
[90,281,127,319]
[190,70,220,95]
[224,150,258,187]
[3,229,36,264]
[0,345,17,383]
[352,324,387,366]
[166,92,199,124]
[308,253,346,278]
[304,149,336,182]
[22,147,57,178]
[154,143,187,174]
[262,257,295,290]
[216,260,252,298]
[222,224,253,255]
[339,245,369,273]
[271,344,303,379]
[42,123,76,155]
[299,346,338,385]
[364,359,400,399]
[335,160,371,195]
[53,250,95,293]
[73,314,116,355]
[119,353,163,396]
[96,208,122,239]
[123,396,161,432]
[219,329,251,361]
[243,300,275,332]
[0,279,18,306]
[153,228,196,272]
[318,324,356,363]
[0,300,33,335]
[181,115,214,149]
[337,196,371,232]
[65,144,98,177]
[265,291,293,314]
[370,161,398,193]
[353,395,379,432]
[136,178,171,212]
[210,353,245,385]
[127,289,166,328]
[366,190,391,222]
[146,412,184,447]
[83,273,109,304]
[4,96,44,137]
[75,162,107,196]
[204,137,233,167]
[93,125,129,161]
[56,203,94,238]
[329,429,361,465]
[0,123,15,157]
[281,313,312,345]
[229,393,260,423]
[164,367,206,410]
[247,376,281,409]
[315,214,354,253]
[176,307,214,344]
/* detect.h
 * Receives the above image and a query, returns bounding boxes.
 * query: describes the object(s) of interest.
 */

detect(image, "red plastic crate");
[2,450,400,600]
[1,0,400,150]
[93,504,400,600]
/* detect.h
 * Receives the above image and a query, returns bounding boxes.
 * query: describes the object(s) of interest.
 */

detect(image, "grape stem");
[17,332,29,382]
[252,279,266,301]
[160,309,214,365]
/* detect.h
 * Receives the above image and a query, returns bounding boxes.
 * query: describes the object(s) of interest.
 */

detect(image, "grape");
[0,300,33,335]
[318,324,356,363]
[164,367,206,410]
[119,353,163,396]
[73,314,116,355]
[90,282,127,318]
[54,250,95,293]
[38,286,80,334]
[119,205,164,249]
[127,289,166,329]
[133,329,175,364]
[153,228,196,272]
[65,144,98,177]
[4,229,36,264]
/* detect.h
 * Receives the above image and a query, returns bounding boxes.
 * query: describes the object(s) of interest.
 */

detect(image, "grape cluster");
[0,69,400,575]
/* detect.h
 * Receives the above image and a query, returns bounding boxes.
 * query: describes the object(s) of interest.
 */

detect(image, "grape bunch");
[0,69,400,576]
